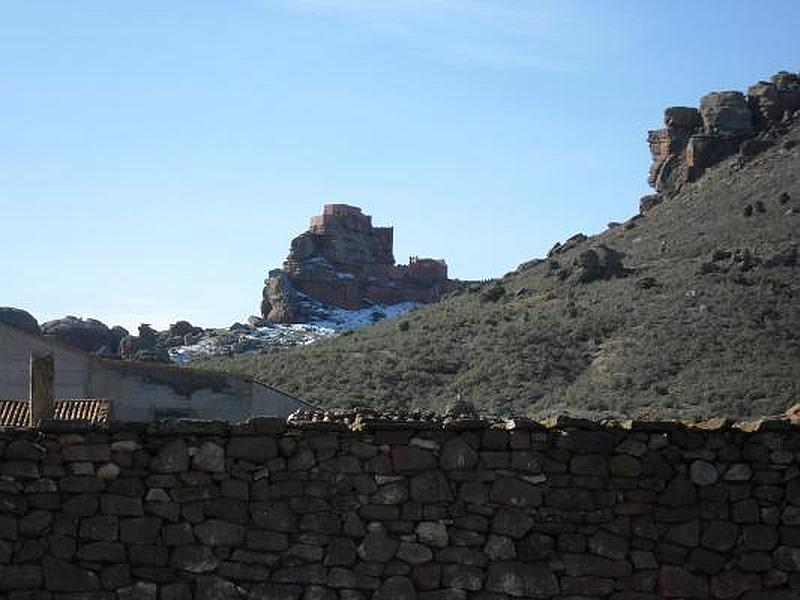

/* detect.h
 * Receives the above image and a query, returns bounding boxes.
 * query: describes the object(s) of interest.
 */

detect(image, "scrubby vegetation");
[205,125,800,419]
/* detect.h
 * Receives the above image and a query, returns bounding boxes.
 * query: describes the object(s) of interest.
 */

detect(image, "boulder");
[639,193,663,214]
[568,246,627,284]
[41,315,117,353]
[262,270,299,323]
[0,307,40,335]
[168,320,201,338]
[700,91,754,136]
[748,73,800,127]
[119,330,170,363]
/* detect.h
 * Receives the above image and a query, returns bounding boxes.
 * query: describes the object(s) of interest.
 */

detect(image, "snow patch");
[167,301,420,365]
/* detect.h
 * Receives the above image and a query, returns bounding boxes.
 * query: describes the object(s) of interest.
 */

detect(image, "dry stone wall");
[1,416,800,599]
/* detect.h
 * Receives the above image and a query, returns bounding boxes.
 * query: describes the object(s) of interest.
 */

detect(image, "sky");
[1,1,799,331]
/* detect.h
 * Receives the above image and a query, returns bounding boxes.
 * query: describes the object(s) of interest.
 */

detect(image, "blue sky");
[2,1,799,331]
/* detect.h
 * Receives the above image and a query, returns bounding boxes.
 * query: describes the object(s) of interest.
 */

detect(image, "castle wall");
[0,416,798,599]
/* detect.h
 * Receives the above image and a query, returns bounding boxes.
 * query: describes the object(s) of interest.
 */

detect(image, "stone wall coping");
[1,411,795,435]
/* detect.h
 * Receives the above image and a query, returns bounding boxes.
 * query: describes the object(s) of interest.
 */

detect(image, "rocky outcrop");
[41,316,128,355]
[0,307,41,336]
[2,308,352,365]
[261,204,453,323]
[119,324,171,363]
[645,70,800,209]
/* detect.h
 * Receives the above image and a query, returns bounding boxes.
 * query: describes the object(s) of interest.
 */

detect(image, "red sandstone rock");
[646,70,800,199]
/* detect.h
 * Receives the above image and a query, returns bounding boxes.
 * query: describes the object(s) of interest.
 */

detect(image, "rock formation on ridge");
[643,71,800,212]
[261,204,453,323]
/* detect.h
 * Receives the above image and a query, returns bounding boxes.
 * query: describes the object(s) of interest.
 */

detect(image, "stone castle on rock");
[261,204,452,323]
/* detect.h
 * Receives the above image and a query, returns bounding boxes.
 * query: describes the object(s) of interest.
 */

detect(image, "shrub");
[481,284,506,303]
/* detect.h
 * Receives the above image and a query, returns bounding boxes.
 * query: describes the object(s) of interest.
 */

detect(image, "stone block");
[0,515,18,540]
[19,510,52,537]
[195,575,241,600]
[129,544,169,566]
[43,556,100,592]
[76,541,126,563]
[193,442,226,472]
[416,521,449,548]
[0,566,42,591]
[485,562,559,597]
[410,471,453,503]
[62,445,111,463]
[150,439,189,474]
[216,561,271,582]
[100,494,143,516]
[373,576,416,600]
[440,437,478,470]
[490,477,542,508]
[63,494,99,517]
[392,446,437,472]
[120,517,162,544]
[324,537,357,567]
[272,564,327,585]
[358,529,398,562]
[227,437,277,462]
[245,529,289,552]
[169,544,218,573]
[79,516,119,541]
[251,501,296,532]
[659,565,708,598]
[194,519,246,546]
[117,582,156,600]
[397,542,433,565]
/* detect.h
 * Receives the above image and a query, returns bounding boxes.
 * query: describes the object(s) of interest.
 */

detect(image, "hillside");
[205,90,800,420]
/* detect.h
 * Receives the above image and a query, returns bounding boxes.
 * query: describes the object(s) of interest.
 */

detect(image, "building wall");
[0,322,91,399]
[0,324,304,420]
[0,417,797,599]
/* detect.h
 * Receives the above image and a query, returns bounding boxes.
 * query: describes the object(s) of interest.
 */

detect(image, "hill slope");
[205,121,800,420]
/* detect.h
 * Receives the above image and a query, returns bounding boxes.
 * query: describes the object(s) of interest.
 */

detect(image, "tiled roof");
[0,399,110,427]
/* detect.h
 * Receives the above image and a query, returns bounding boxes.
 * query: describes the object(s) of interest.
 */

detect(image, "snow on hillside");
[168,301,421,365]
[311,301,422,331]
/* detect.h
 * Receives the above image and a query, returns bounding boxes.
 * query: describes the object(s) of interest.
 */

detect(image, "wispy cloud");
[272,0,630,71]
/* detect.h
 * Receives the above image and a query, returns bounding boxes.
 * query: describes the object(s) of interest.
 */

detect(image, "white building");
[0,322,309,422]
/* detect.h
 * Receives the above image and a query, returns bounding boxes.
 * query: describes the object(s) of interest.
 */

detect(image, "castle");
[262,204,451,322]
